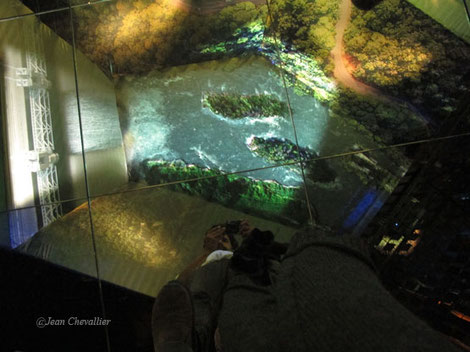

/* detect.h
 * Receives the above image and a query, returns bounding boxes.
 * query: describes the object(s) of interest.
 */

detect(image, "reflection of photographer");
[178,220,282,286]
[153,224,461,352]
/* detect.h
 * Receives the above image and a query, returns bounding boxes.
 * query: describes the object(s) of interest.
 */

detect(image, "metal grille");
[26,50,46,76]
[30,89,55,152]
[25,20,62,226]
[37,167,62,225]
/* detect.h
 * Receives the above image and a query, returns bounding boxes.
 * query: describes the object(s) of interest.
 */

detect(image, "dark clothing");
[168,228,461,352]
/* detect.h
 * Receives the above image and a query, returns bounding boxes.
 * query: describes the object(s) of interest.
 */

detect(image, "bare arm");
[177,226,227,286]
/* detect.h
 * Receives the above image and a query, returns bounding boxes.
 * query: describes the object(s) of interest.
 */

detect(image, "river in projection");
[116,56,329,187]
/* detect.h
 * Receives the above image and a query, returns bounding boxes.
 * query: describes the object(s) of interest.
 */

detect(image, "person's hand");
[239,220,254,238]
[203,226,226,253]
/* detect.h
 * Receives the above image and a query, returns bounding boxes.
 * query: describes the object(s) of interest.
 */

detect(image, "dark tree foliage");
[352,0,384,10]
[344,0,470,121]
[268,0,339,70]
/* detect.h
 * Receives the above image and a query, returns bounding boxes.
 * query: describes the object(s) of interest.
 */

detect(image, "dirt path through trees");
[331,0,383,97]
[171,0,432,126]
[331,0,433,126]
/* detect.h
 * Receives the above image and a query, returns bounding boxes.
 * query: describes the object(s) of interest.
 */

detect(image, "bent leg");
[189,258,231,352]
[152,281,196,352]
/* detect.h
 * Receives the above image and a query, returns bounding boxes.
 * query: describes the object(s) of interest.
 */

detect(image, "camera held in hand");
[224,220,242,236]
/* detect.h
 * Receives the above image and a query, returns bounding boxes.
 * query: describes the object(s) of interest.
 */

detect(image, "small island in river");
[203,92,289,119]
[248,136,313,162]
[247,137,337,183]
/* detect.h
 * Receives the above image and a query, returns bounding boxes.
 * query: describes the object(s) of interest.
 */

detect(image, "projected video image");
[1,0,469,292]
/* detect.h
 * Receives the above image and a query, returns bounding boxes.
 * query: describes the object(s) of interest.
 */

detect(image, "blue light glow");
[342,190,377,229]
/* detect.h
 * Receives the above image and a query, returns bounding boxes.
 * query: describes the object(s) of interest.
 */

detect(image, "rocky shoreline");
[142,159,310,226]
